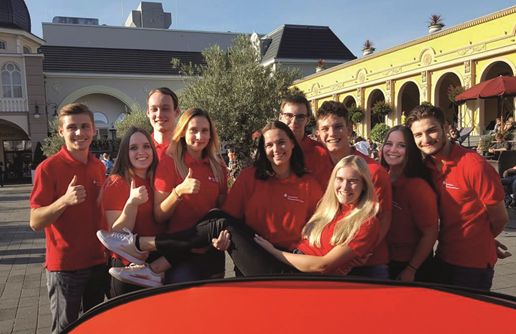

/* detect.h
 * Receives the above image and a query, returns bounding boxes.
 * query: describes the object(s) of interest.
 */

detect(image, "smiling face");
[279,102,309,142]
[409,117,447,156]
[334,166,363,206]
[128,132,153,177]
[184,116,211,158]
[263,128,294,171]
[382,130,407,169]
[59,113,95,153]
[317,114,351,158]
[147,91,178,134]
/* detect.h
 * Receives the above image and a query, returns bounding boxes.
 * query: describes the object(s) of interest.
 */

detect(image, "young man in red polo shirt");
[146,87,180,158]
[315,101,392,278]
[278,93,333,189]
[406,104,508,290]
[29,103,107,333]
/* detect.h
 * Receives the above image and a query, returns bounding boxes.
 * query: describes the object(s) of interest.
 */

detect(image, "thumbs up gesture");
[63,175,86,206]
[176,168,200,197]
[128,179,149,206]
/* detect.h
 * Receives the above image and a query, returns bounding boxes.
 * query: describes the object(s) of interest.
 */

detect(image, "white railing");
[0,98,28,112]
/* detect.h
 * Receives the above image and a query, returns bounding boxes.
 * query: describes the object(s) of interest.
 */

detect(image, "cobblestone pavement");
[1,184,515,333]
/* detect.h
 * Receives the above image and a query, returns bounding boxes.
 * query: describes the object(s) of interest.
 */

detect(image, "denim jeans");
[434,259,494,290]
[349,264,389,279]
[46,264,108,333]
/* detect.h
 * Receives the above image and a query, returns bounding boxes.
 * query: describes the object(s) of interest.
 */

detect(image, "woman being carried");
[100,152,384,279]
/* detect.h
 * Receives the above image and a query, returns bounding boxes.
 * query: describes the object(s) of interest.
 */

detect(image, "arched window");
[1,63,22,98]
[93,112,109,126]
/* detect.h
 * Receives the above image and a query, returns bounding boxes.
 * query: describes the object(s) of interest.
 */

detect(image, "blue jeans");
[349,264,389,279]
[46,264,108,333]
[434,259,494,290]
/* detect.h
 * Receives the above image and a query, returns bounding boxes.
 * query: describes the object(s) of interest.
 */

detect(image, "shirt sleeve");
[370,165,393,221]
[29,164,54,208]
[466,156,505,206]
[347,218,381,257]
[221,168,253,219]
[102,176,129,211]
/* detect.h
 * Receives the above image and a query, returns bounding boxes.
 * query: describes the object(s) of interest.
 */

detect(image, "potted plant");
[371,101,392,117]
[347,104,365,123]
[362,40,375,56]
[315,59,325,72]
[447,84,465,106]
[370,123,391,144]
[428,14,444,33]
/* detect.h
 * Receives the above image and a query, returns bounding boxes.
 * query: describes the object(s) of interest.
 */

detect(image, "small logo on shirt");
[392,200,402,210]
[208,176,219,183]
[284,193,305,203]
[444,182,460,190]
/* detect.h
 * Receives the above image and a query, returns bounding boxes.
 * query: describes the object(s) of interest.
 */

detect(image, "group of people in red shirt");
[30,88,509,334]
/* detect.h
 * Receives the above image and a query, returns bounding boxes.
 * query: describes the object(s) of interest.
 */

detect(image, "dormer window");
[23,46,31,54]
[1,63,22,98]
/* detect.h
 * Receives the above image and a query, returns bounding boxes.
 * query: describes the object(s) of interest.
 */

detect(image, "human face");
[279,102,308,142]
[147,92,178,134]
[334,166,363,206]
[382,131,407,168]
[185,116,211,158]
[317,115,351,156]
[58,114,95,153]
[409,117,447,156]
[128,132,153,177]
[263,128,294,170]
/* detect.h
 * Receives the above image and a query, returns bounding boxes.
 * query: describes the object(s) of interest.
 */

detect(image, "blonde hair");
[166,108,225,185]
[302,155,379,247]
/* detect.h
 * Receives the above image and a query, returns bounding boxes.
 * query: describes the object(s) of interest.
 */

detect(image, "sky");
[24,0,515,56]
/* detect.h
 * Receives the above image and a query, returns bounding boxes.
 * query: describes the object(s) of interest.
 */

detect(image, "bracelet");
[407,264,418,271]
[173,187,182,200]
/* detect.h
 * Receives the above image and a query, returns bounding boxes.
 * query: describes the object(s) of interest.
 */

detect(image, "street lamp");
[33,104,41,119]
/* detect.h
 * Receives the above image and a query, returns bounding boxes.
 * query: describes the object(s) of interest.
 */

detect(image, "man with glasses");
[278,93,333,189]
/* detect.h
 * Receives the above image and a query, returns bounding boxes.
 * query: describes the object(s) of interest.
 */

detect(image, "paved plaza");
[0,184,515,333]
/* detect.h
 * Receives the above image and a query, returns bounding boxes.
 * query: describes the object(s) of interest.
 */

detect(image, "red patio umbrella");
[455,75,516,128]
[456,75,516,101]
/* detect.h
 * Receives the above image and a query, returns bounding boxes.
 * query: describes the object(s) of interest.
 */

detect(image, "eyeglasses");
[281,112,308,123]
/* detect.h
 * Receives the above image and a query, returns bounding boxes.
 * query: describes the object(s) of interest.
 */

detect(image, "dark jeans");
[388,254,435,282]
[434,258,494,290]
[164,249,225,284]
[501,175,516,199]
[46,264,109,334]
[155,210,296,276]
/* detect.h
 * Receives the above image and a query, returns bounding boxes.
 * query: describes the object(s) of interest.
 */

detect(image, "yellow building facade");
[293,6,516,140]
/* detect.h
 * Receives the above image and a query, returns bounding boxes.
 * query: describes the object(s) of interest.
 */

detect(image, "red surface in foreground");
[71,280,515,333]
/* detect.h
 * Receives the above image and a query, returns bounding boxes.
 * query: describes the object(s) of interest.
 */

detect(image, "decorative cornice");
[296,5,516,83]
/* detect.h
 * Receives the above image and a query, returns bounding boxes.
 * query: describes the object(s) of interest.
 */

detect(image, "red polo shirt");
[152,135,169,160]
[387,176,438,262]
[352,149,391,265]
[102,174,164,237]
[222,167,323,250]
[30,146,106,271]
[300,136,334,190]
[297,207,381,274]
[427,144,504,268]
[154,153,228,233]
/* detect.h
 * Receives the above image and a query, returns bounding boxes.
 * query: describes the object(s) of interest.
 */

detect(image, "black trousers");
[155,210,296,276]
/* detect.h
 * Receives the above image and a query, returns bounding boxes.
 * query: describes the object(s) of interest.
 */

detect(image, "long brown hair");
[166,108,225,185]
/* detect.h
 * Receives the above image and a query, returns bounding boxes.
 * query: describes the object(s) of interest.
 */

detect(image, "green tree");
[41,117,64,157]
[370,123,391,144]
[114,107,152,138]
[172,35,301,166]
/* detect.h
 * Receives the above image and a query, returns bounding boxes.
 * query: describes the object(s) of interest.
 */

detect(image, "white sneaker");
[109,264,163,288]
[97,228,148,265]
